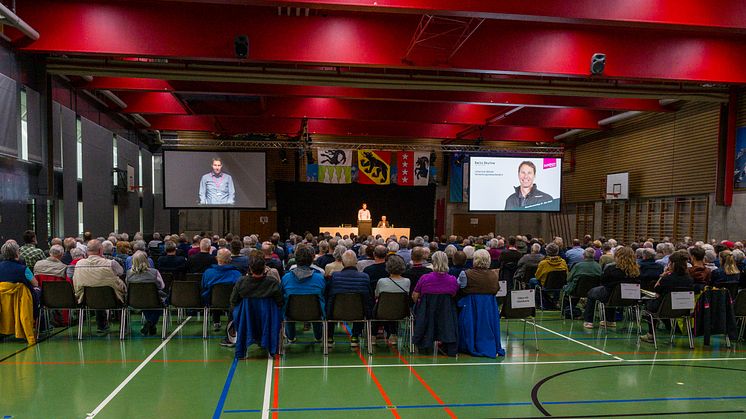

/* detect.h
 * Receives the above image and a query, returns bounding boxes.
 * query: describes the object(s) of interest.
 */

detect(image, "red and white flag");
[397,151,430,186]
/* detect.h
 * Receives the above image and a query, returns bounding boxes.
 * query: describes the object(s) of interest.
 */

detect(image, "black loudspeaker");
[591,53,606,75]
[234,35,249,58]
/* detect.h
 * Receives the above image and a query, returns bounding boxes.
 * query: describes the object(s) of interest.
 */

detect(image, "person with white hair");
[126,250,166,335]
[403,247,433,292]
[65,247,87,282]
[327,250,373,348]
[187,238,218,274]
[33,244,67,281]
[201,248,242,331]
[324,245,347,278]
[462,245,475,268]
[387,241,400,255]
[513,243,545,286]
[655,242,675,267]
[396,237,411,265]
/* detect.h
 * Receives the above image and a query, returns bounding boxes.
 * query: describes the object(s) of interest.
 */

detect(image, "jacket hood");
[543,256,566,268]
[291,266,314,281]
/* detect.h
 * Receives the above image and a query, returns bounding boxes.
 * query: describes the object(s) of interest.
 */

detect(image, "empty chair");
[535,270,567,310]
[734,291,746,341]
[204,283,234,338]
[501,291,539,351]
[329,293,372,354]
[372,292,413,353]
[37,281,80,340]
[170,280,206,337]
[280,295,328,355]
[80,286,126,340]
[126,282,168,339]
[560,275,600,319]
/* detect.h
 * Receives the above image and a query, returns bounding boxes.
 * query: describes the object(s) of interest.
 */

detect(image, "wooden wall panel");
[563,102,720,203]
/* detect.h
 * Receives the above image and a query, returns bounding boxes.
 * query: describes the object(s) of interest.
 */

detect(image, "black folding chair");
[501,291,539,351]
[641,292,694,349]
[37,281,81,340]
[371,292,413,353]
[80,286,126,340]
[594,283,642,333]
[734,291,746,341]
[329,293,372,354]
[559,274,600,319]
[186,272,203,282]
[170,280,206,337]
[125,282,168,339]
[535,270,567,310]
[204,283,234,337]
[280,294,328,355]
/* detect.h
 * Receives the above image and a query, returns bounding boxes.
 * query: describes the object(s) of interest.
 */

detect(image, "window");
[20,87,28,161]
[27,198,36,232]
[138,150,143,195]
[153,154,163,194]
[139,208,144,235]
[58,107,63,169]
[76,117,83,181]
[77,201,84,236]
[113,135,118,186]
[113,205,119,233]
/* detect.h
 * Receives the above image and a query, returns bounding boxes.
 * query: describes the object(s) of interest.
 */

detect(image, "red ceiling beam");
[145,115,560,140]
[214,0,746,32]
[84,77,670,112]
[19,1,746,83]
[115,92,188,114]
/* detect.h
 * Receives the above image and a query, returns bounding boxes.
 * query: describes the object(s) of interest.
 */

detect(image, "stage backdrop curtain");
[275,181,435,238]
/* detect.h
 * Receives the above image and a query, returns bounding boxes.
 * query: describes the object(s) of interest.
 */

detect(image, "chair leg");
[78,309,85,340]
[533,319,539,351]
[648,313,657,350]
[203,308,209,339]
[120,309,127,340]
[559,291,565,317]
[536,286,544,311]
[522,319,527,346]
[367,321,373,355]
[162,308,168,339]
[323,321,329,356]
[685,317,694,349]
[408,316,414,354]
[669,319,676,346]
[739,318,746,341]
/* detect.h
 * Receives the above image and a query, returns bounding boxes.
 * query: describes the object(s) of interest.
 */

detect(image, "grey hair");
[216,248,232,264]
[87,239,102,255]
[132,240,146,252]
[732,249,745,264]
[704,249,717,263]
[531,243,541,254]
[1,240,20,260]
[49,244,64,258]
[462,245,475,259]
[546,243,559,256]
[102,240,114,254]
[165,240,177,252]
[488,238,499,249]
[341,250,358,268]
[387,241,399,252]
[584,247,596,259]
[472,249,491,269]
[70,247,86,259]
[385,254,407,275]
[333,245,347,261]
[131,250,150,274]
[643,248,656,260]
[431,251,449,273]
[444,244,457,258]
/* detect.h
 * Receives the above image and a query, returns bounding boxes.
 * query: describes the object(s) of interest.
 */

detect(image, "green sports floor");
[2,311,745,419]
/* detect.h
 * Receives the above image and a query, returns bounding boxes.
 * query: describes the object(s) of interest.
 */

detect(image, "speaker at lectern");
[358,220,372,237]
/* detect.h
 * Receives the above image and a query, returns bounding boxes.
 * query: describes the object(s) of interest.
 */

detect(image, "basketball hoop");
[605,192,620,203]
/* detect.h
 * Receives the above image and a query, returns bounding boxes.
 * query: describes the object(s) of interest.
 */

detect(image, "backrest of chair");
[186,272,203,282]
[161,272,175,291]
[524,265,538,281]
[733,290,746,317]
[572,275,601,297]
[41,281,78,309]
[128,282,162,309]
[499,262,517,282]
[331,293,365,321]
[544,270,567,289]
[82,286,121,309]
[501,293,535,319]
[606,283,639,307]
[657,292,692,318]
[170,281,202,308]
[286,294,323,321]
[210,283,234,309]
[375,292,410,320]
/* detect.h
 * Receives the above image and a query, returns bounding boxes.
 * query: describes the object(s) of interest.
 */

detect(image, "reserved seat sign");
[511,289,535,308]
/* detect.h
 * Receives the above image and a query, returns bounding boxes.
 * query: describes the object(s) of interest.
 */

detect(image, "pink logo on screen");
[543,158,557,169]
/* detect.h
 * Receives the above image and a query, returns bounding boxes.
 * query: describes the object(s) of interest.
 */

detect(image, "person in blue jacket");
[202,248,242,331]
[281,244,327,344]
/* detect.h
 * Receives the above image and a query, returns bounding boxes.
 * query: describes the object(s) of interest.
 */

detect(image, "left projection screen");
[163,150,266,208]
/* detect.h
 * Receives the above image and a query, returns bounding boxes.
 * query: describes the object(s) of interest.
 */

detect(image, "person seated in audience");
[363,245,390,290]
[402,247,433,294]
[0,240,41,320]
[583,246,640,329]
[187,238,217,274]
[638,248,664,290]
[640,252,694,344]
[246,249,281,282]
[688,246,711,292]
[324,245,346,278]
[375,255,410,344]
[448,251,467,279]
[656,242,675,267]
[703,248,718,271]
[65,248,87,282]
[327,250,373,348]
[356,244,375,272]
[176,234,191,256]
[462,245,476,269]
[486,239,501,268]
[202,248,242,331]
[710,250,740,285]
[147,232,163,252]
[187,235,202,258]
[592,240,603,261]
[126,250,166,336]
[564,239,585,269]
[19,230,46,271]
[223,256,284,355]
[733,249,746,272]
[227,240,248,275]
[157,240,188,276]
[395,237,411,265]
[124,240,154,271]
[281,244,326,344]
[33,244,68,284]
[513,243,545,287]
[598,243,614,269]
[72,240,127,336]
[412,251,459,356]
[562,247,602,317]
[456,249,505,357]
[529,243,568,309]
[61,237,77,265]
[101,240,125,274]
[499,236,522,273]
[444,244,457,265]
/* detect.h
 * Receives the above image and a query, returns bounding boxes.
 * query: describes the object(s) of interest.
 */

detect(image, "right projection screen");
[468,156,562,212]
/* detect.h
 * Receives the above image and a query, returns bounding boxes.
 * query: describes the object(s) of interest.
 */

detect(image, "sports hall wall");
[0,42,159,245]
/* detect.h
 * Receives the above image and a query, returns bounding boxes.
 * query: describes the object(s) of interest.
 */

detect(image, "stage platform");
[319,227,411,238]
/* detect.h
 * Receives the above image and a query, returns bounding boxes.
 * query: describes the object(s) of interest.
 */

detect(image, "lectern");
[358,220,372,237]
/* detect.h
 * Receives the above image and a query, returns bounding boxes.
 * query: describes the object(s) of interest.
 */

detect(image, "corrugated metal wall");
[563,102,721,203]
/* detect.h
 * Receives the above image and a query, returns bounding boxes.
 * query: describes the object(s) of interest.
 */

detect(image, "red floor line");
[388,342,458,419]
[342,323,401,419]
[272,354,280,419]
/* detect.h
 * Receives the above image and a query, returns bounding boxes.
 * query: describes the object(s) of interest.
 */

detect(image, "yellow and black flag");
[357,150,391,185]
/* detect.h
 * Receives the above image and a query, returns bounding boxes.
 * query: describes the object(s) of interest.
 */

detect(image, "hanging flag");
[306,163,318,182]
[317,148,352,184]
[357,150,391,185]
[396,151,431,186]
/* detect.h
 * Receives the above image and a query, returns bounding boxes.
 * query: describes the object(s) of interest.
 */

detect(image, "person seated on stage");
[377,216,391,228]
[358,203,371,221]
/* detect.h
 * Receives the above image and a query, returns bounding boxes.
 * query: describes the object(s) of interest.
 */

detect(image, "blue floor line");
[214,358,239,419]
[223,395,746,414]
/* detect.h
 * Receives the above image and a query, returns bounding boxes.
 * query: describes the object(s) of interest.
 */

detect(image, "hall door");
[240,210,277,241]
[452,214,496,237]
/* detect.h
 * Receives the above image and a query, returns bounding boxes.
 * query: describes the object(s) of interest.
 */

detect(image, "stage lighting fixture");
[279,149,288,163]
[591,53,606,75]
[234,35,249,58]
[306,150,315,164]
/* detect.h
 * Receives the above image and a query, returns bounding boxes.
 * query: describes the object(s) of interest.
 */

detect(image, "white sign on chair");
[671,291,695,310]
[511,289,535,308]
[620,283,641,299]
[496,281,507,297]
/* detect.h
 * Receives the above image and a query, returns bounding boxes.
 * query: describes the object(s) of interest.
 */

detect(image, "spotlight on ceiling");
[590,53,606,75]
[234,35,249,58]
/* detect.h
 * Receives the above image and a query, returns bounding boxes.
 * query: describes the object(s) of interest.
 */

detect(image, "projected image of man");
[504,161,554,210]
[199,157,235,205]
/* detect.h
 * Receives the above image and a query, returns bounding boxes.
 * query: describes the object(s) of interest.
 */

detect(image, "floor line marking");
[272,354,280,419]
[85,316,191,419]
[388,342,458,419]
[214,358,239,419]
[261,356,273,419]
[525,320,625,360]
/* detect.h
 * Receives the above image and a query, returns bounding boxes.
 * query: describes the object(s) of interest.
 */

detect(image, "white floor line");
[524,320,625,361]
[261,356,274,419]
[85,316,192,419]
[275,357,746,370]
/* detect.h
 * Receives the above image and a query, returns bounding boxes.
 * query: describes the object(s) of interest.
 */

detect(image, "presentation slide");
[163,150,266,208]
[469,156,562,212]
